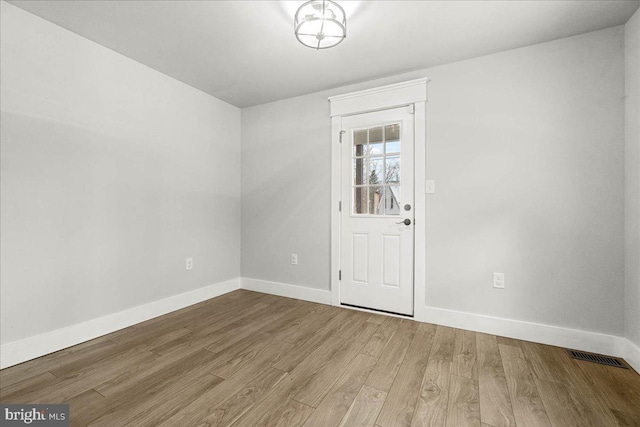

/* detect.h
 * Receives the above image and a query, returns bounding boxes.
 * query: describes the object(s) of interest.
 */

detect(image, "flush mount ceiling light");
[294,0,346,50]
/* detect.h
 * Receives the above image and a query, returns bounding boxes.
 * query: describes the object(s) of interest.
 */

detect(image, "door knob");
[396,218,411,226]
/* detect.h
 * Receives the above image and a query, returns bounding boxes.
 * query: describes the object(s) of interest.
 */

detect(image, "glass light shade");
[294,0,346,49]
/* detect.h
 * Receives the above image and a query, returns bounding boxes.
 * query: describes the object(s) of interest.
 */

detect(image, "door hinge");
[339,201,342,212]
[339,270,342,280]
[339,130,345,143]
[408,104,415,114]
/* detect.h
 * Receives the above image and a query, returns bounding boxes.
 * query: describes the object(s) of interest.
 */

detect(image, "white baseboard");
[622,338,640,373]
[241,278,332,305]
[3,277,636,374]
[416,305,627,359]
[0,278,240,369]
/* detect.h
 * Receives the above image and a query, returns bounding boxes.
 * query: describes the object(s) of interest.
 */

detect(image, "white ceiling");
[8,0,640,107]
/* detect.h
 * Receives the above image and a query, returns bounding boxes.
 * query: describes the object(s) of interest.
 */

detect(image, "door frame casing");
[329,78,429,320]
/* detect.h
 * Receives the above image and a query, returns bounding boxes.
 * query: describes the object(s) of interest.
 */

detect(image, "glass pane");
[385,123,400,154]
[385,124,400,141]
[353,186,367,214]
[386,185,401,215]
[369,126,383,143]
[353,158,367,185]
[369,158,383,185]
[385,156,400,183]
[369,186,384,215]
[386,140,400,154]
[369,127,384,156]
[353,129,367,157]
[370,144,384,157]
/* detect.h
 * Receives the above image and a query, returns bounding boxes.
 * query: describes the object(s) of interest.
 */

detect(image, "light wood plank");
[149,301,274,355]
[303,354,378,427]
[498,344,551,427]
[445,374,480,427]
[0,371,58,399]
[209,334,273,379]
[293,335,368,407]
[366,314,387,325]
[253,397,315,427]
[157,341,295,426]
[93,346,212,397]
[611,408,640,426]
[230,325,368,426]
[90,372,224,427]
[376,323,436,427]
[360,317,402,358]
[452,329,477,380]
[280,304,336,346]
[2,346,159,404]
[519,342,571,383]
[429,326,457,361]
[202,367,288,426]
[534,377,591,427]
[496,337,522,349]
[410,359,452,427]
[476,333,516,427]
[63,389,106,427]
[339,385,387,427]
[205,298,299,354]
[0,337,120,390]
[273,310,352,372]
[575,360,640,414]
[365,320,418,391]
[334,310,378,343]
[520,342,619,426]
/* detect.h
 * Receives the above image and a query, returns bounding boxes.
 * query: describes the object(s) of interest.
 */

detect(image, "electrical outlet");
[493,272,505,289]
[186,257,193,270]
[291,253,298,265]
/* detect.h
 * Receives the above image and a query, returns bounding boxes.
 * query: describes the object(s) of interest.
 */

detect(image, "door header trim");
[328,78,429,117]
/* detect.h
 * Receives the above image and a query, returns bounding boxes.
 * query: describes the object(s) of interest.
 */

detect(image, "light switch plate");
[493,272,505,289]
[426,180,435,194]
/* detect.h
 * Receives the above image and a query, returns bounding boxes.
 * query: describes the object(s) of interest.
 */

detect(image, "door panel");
[382,234,400,287]
[352,234,368,283]
[340,106,414,315]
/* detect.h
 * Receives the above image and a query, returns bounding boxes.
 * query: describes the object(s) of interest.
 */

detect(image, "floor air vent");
[567,349,627,369]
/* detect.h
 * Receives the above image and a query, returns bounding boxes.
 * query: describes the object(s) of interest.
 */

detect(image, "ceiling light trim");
[294,0,347,50]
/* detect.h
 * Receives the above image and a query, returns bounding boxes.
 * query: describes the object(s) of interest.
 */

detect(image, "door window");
[352,124,401,215]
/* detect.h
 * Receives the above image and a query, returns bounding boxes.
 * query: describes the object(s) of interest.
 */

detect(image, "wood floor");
[1,290,639,427]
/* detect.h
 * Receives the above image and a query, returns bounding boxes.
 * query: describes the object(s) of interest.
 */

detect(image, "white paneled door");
[340,106,415,315]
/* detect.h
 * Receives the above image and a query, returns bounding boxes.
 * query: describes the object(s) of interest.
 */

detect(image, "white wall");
[625,8,640,348]
[0,2,241,345]
[241,97,331,290]
[423,27,624,336]
[242,26,626,336]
